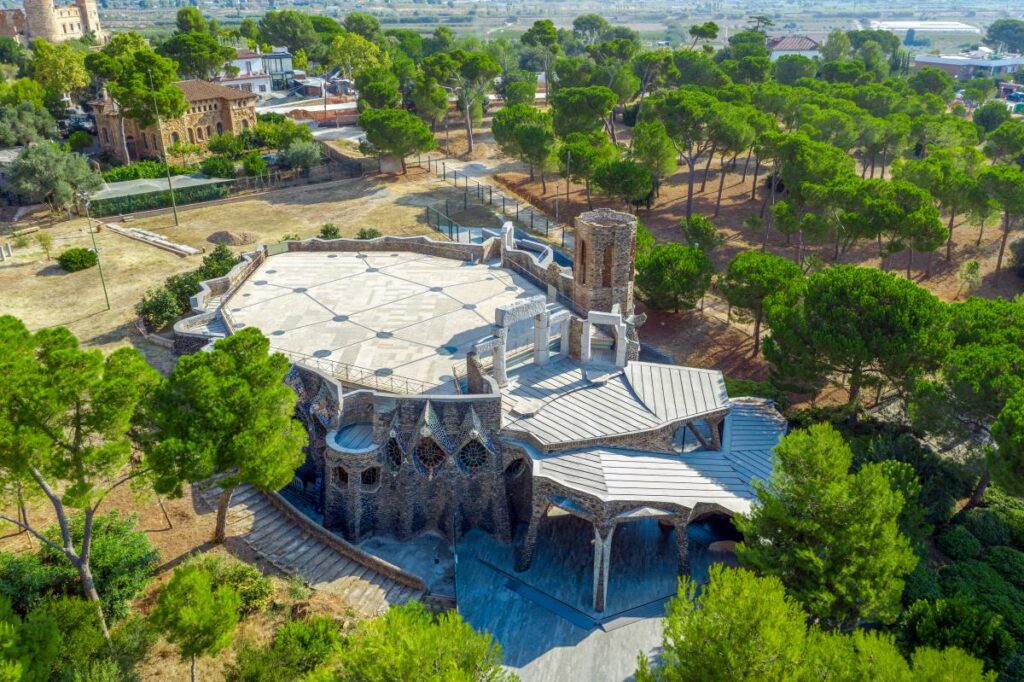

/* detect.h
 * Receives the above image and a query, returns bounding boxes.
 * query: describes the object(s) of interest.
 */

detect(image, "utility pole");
[565,148,572,202]
[148,70,179,226]
[81,194,110,311]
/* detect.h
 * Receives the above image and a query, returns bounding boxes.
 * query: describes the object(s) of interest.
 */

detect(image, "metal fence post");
[516,201,519,220]
[489,186,492,205]
[443,162,447,180]
[530,212,534,230]
[464,190,468,210]
[502,196,505,213]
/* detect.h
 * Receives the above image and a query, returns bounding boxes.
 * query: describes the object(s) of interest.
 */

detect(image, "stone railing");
[190,247,267,313]
[270,234,497,263]
[274,348,441,395]
[258,489,427,593]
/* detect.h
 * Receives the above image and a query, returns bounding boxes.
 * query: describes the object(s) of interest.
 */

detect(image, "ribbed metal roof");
[532,399,785,514]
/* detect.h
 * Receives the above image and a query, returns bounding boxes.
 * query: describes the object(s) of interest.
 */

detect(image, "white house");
[217,47,273,97]
[767,35,821,61]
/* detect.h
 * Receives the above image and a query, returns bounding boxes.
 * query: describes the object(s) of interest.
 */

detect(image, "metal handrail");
[272,347,440,395]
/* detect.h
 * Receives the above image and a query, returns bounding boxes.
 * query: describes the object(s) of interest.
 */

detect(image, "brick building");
[0,0,104,45]
[92,79,257,164]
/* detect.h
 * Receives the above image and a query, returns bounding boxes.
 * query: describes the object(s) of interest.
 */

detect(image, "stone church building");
[92,79,258,165]
[0,0,104,45]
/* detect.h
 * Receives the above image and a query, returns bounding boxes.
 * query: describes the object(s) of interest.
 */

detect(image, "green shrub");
[850,429,972,524]
[102,160,190,182]
[0,552,60,615]
[68,130,93,151]
[985,487,1024,548]
[319,223,341,239]
[723,377,790,409]
[270,616,340,674]
[960,507,1011,547]
[225,643,278,682]
[902,562,943,606]
[1009,237,1024,279]
[57,247,97,272]
[185,555,272,616]
[136,286,185,331]
[985,546,1024,591]
[201,154,237,179]
[198,243,239,279]
[940,559,1024,639]
[39,512,159,622]
[242,151,267,177]
[937,525,982,560]
[166,271,204,311]
[89,183,228,217]
[40,597,107,675]
[355,227,382,240]
[207,132,247,157]
[279,139,320,170]
[107,612,158,676]
[899,597,1015,672]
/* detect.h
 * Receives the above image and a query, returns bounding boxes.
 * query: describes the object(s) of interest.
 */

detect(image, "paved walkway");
[197,483,423,616]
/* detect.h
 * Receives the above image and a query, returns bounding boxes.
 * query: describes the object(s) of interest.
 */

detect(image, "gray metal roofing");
[501,359,728,447]
[333,422,375,451]
[532,399,785,514]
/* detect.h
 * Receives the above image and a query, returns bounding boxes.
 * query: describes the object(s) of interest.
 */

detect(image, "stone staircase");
[197,483,424,616]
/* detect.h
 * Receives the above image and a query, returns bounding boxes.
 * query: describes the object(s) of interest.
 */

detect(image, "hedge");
[937,525,982,560]
[90,183,229,217]
[57,247,97,272]
[101,160,192,182]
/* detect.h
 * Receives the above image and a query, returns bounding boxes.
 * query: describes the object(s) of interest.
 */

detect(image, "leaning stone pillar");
[708,415,723,451]
[534,312,550,366]
[672,517,690,575]
[592,522,616,612]
[493,327,509,386]
[515,497,548,572]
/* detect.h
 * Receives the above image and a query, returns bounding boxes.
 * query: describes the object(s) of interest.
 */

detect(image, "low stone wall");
[190,247,267,313]
[501,237,577,311]
[172,311,220,355]
[277,235,494,264]
[259,489,427,592]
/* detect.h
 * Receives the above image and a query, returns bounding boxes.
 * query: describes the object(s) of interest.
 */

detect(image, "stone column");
[613,320,628,368]
[708,415,724,451]
[493,327,509,386]
[672,517,690,575]
[592,522,616,612]
[534,312,550,366]
[558,315,571,357]
[581,320,592,364]
[515,497,549,572]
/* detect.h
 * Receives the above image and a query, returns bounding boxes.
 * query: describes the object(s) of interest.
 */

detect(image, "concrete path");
[197,483,423,616]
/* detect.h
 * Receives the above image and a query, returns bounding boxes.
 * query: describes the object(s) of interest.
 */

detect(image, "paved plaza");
[226,250,561,389]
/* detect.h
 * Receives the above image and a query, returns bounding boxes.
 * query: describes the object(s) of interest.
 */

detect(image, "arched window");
[196,127,204,141]
[241,119,249,131]
[171,131,180,144]
[383,439,402,474]
[332,466,348,488]
[206,125,212,139]
[216,122,223,135]
[457,441,488,474]
[503,458,526,479]
[187,129,195,144]
[414,439,446,478]
[360,467,380,492]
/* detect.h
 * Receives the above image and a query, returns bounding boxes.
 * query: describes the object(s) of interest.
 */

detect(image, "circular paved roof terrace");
[225,250,560,392]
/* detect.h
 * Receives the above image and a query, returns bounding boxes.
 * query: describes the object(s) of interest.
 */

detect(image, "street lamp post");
[148,70,179,227]
[81,194,110,311]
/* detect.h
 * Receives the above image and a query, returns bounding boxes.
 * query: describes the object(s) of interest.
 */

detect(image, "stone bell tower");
[23,0,59,43]
[572,208,637,316]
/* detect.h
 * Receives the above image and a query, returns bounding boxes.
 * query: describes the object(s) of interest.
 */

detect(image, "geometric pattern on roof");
[502,360,729,448]
[767,35,820,51]
[532,398,785,515]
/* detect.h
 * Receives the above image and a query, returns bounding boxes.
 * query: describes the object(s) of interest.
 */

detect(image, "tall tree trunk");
[585,180,593,209]
[879,149,887,179]
[463,95,474,154]
[215,486,235,544]
[834,233,842,263]
[401,157,407,174]
[607,115,618,145]
[907,248,913,279]
[750,159,761,202]
[78,561,110,639]
[714,153,728,216]
[762,215,770,252]
[540,169,546,194]
[946,209,956,261]
[741,147,753,181]
[861,159,869,179]
[685,158,696,221]
[752,313,762,356]
[847,376,861,428]
[529,164,535,181]
[925,250,934,278]
[996,211,1011,271]
[700,144,716,193]
[796,230,804,265]
[966,471,991,509]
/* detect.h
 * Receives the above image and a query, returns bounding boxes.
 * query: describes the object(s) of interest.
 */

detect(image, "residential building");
[767,35,820,61]
[92,79,257,164]
[262,46,294,90]
[913,47,1024,80]
[217,47,274,98]
[0,0,104,45]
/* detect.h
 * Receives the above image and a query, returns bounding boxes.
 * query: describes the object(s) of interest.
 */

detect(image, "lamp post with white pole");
[80,192,110,311]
